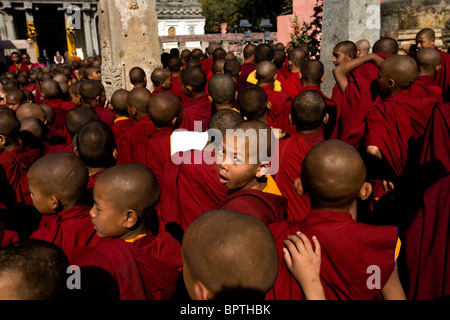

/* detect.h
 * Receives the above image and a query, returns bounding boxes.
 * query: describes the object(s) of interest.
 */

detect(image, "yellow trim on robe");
[125,234,147,243]
[247,70,282,92]
[395,238,401,262]
[114,116,130,124]
[263,175,282,196]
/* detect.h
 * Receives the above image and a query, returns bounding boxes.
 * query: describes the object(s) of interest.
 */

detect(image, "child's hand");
[283,232,325,300]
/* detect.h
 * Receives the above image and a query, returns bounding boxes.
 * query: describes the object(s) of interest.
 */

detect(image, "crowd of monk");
[0,27,448,300]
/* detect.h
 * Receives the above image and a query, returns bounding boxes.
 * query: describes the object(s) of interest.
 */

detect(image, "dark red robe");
[218,188,287,226]
[43,142,73,155]
[201,57,213,75]
[30,204,103,250]
[179,95,211,132]
[66,237,180,300]
[275,133,323,221]
[409,75,443,103]
[158,150,228,233]
[43,98,76,132]
[266,210,399,300]
[338,61,379,149]
[404,173,450,300]
[0,150,32,205]
[260,85,291,127]
[236,62,256,94]
[435,48,450,103]
[146,127,173,184]
[280,71,302,100]
[117,114,155,165]
[111,117,134,147]
[93,106,115,127]
[0,222,19,248]
[11,144,42,170]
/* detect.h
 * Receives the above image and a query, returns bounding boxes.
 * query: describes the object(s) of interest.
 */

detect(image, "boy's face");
[69,92,83,106]
[28,175,54,215]
[21,54,31,65]
[415,35,434,50]
[90,182,127,238]
[89,68,102,81]
[332,49,352,67]
[11,54,20,64]
[217,136,260,191]
[6,95,21,111]
[161,76,173,90]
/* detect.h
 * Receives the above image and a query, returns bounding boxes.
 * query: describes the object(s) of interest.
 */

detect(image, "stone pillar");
[25,10,39,61]
[98,0,161,100]
[321,0,381,96]
[83,11,94,57]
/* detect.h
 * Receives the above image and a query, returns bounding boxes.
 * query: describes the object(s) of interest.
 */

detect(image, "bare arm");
[381,263,406,300]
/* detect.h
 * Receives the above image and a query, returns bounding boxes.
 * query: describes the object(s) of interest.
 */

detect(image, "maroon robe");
[111,117,134,147]
[146,127,173,184]
[8,63,30,74]
[201,57,214,76]
[338,61,379,149]
[275,133,323,221]
[409,75,443,103]
[179,95,211,132]
[93,106,115,127]
[280,71,302,100]
[67,237,180,300]
[266,210,399,300]
[43,98,76,132]
[30,204,103,250]
[11,144,42,170]
[0,150,32,205]
[260,85,291,127]
[158,150,228,233]
[117,114,155,165]
[435,48,450,103]
[151,88,165,95]
[330,83,343,139]
[218,188,287,226]
[0,222,19,248]
[43,142,73,155]
[404,173,450,300]
[236,61,256,93]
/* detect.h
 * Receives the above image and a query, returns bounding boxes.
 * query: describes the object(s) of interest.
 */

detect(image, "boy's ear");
[171,116,178,127]
[358,182,373,201]
[266,101,272,111]
[112,147,118,160]
[208,95,213,104]
[288,114,292,124]
[436,64,442,73]
[293,177,305,196]
[0,134,8,146]
[256,162,270,178]
[388,79,396,89]
[323,113,329,125]
[234,91,238,101]
[123,210,139,229]
[298,72,302,80]
[49,194,60,211]
[192,280,214,301]
[321,74,326,83]
[73,145,79,157]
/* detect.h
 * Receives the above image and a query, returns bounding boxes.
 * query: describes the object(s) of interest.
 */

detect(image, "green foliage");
[290,0,322,59]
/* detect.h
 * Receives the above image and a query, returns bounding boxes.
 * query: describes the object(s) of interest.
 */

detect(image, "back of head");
[150,67,171,87]
[167,56,183,73]
[207,43,221,57]
[208,109,244,143]
[79,80,104,105]
[182,209,278,299]
[28,152,89,201]
[0,239,70,300]
[415,47,441,73]
[212,47,227,61]
[127,87,152,114]
[224,58,241,78]
[416,28,435,41]
[208,74,236,106]
[95,163,160,220]
[185,59,202,69]
[15,103,46,122]
[40,79,61,99]
[256,61,277,83]
[301,59,324,86]
[273,49,286,69]
[212,59,226,74]
[372,37,398,55]
[254,44,275,64]
[129,67,147,86]
[0,107,20,140]
[181,49,192,63]
[110,89,129,116]
[291,90,327,131]
[384,29,399,40]
[288,48,307,69]
[76,120,116,168]
[19,117,46,142]
[243,44,256,60]
[191,48,204,61]
[301,140,366,208]
[65,106,99,137]
[382,55,419,90]
[170,48,180,58]
[147,91,181,127]
[40,104,56,125]
[334,41,357,59]
[238,86,268,121]
[181,66,207,92]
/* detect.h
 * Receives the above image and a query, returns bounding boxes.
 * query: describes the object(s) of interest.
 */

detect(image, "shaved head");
[208,74,236,106]
[79,80,104,104]
[182,209,278,299]
[127,87,152,114]
[302,140,366,207]
[110,89,129,116]
[224,58,241,78]
[20,117,46,142]
[0,107,20,140]
[416,28,436,50]
[415,47,441,74]
[95,163,160,220]
[291,90,327,131]
[39,104,56,125]
[300,60,324,86]
[150,67,171,87]
[372,37,398,55]
[76,121,116,169]
[212,59,226,75]
[232,120,274,164]
[208,109,244,144]
[288,48,307,69]
[181,66,207,92]
[40,80,61,99]
[129,67,147,85]
[238,86,268,121]
[254,44,275,64]
[65,106,99,137]
[356,39,371,57]
[147,92,181,127]
[416,28,435,41]
[380,55,418,90]
[334,41,357,58]
[384,29,399,40]
[15,103,46,122]
[256,61,277,83]
[28,153,89,202]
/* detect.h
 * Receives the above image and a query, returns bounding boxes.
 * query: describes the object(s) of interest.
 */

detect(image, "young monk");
[281,48,306,100]
[67,163,181,300]
[5,89,26,112]
[109,89,133,146]
[355,39,371,58]
[79,80,115,127]
[0,239,71,300]
[150,67,173,95]
[68,81,83,107]
[157,109,241,234]
[223,58,241,86]
[179,66,211,131]
[129,66,147,88]
[410,47,443,103]
[74,120,117,203]
[299,60,337,140]
[255,61,290,127]
[275,90,328,222]
[167,55,184,93]
[182,209,278,300]
[217,120,287,225]
[146,92,182,183]
[116,87,154,165]
[236,44,256,93]
[208,74,238,113]
[238,85,270,124]
[266,140,406,300]
[28,153,103,250]
[414,28,450,103]
[246,44,282,92]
